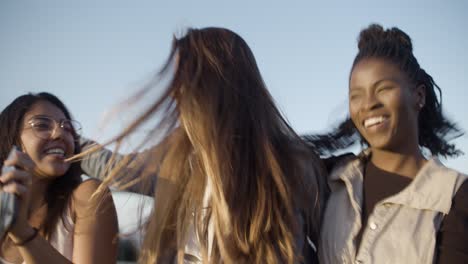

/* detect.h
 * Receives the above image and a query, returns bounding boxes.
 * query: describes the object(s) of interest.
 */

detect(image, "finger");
[4,151,37,174]
[3,153,19,167]
[1,182,28,196]
[0,170,32,185]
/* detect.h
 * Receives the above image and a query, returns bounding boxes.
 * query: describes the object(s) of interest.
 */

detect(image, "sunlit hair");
[78,27,325,263]
[304,24,463,158]
[0,92,82,239]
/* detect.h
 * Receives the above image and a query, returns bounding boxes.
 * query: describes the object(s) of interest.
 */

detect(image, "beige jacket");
[319,154,467,264]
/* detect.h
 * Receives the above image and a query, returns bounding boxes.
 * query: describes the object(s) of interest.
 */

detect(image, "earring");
[419,103,424,109]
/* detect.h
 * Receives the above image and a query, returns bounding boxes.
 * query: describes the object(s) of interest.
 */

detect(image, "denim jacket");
[319,153,467,264]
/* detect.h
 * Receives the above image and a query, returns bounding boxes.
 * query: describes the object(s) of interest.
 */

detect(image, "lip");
[362,114,390,132]
[362,114,389,126]
[43,145,69,159]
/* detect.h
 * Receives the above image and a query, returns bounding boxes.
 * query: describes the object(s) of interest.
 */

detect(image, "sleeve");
[436,180,468,263]
[300,149,329,246]
[79,137,128,180]
[321,153,356,175]
[79,137,155,195]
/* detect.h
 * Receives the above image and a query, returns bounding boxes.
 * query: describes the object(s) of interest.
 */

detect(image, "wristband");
[14,227,39,246]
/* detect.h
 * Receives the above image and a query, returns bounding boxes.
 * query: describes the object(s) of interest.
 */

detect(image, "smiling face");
[349,58,423,153]
[19,100,76,178]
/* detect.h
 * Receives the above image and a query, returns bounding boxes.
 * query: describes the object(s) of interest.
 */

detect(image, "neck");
[370,147,427,179]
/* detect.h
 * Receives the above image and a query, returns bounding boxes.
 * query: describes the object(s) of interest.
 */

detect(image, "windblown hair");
[0,92,82,239]
[93,27,325,263]
[304,24,463,157]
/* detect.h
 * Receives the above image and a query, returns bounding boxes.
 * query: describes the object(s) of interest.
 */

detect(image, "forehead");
[350,58,405,88]
[23,100,67,121]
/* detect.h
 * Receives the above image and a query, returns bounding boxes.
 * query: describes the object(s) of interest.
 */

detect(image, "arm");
[79,137,127,182]
[9,227,73,264]
[437,181,468,263]
[72,179,118,264]
[295,147,327,264]
[3,183,118,264]
[1,150,73,263]
[79,137,157,195]
[79,128,183,195]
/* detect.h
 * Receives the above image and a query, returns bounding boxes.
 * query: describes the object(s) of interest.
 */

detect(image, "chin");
[38,164,70,179]
[370,141,400,152]
[366,137,393,151]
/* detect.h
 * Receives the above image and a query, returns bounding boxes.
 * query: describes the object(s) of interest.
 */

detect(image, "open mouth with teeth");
[363,115,389,129]
[44,148,66,158]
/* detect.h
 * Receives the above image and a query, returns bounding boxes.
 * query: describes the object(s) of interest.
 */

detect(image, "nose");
[362,92,382,112]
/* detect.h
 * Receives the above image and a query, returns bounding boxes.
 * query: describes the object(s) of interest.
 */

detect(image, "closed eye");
[31,119,53,131]
[349,93,362,101]
[377,86,393,93]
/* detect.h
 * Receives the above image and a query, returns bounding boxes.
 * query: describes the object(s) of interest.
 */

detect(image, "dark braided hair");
[304,24,463,158]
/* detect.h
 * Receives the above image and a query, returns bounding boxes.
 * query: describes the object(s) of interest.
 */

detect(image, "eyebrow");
[350,78,398,91]
[373,78,399,86]
[27,115,68,123]
[27,115,53,121]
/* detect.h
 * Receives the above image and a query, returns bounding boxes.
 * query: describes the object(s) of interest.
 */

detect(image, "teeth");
[364,116,387,128]
[46,148,65,156]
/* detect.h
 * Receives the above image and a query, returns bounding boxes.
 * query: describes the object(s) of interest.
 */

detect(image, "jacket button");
[369,222,377,230]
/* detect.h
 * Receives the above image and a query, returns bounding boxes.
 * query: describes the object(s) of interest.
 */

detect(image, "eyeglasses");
[26,115,82,140]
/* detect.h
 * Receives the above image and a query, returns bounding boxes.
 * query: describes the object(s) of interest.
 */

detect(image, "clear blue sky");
[1,0,467,173]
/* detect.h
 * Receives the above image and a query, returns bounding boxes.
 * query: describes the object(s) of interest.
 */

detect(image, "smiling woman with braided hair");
[306,24,468,264]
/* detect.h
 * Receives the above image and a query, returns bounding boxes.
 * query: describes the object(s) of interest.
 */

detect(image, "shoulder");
[71,179,115,217]
[72,178,109,198]
[322,153,362,183]
[452,180,468,210]
[429,159,467,179]
[442,181,468,226]
[293,144,327,188]
[429,159,468,197]
[322,153,357,174]
[437,181,468,262]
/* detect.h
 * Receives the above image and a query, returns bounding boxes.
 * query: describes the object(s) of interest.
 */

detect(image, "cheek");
[19,133,40,155]
[381,89,404,111]
[65,134,76,153]
[349,101,360,126]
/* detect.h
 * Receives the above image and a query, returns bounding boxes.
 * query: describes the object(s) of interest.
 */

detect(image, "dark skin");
[349,57,427,178]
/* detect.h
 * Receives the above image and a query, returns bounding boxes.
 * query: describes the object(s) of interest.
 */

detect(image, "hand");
[0,149,36,240]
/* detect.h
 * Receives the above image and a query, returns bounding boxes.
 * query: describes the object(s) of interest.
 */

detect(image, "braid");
[306,24,463,157]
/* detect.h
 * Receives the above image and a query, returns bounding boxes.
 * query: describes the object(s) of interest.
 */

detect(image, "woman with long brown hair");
[0,92,118,263]
[78,27,326,263]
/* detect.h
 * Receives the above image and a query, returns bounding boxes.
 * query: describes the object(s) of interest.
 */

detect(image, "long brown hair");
[0,92,82,239]
[91,27,325,263]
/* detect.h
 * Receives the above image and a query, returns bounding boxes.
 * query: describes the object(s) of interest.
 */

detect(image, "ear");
[414,84,426,111]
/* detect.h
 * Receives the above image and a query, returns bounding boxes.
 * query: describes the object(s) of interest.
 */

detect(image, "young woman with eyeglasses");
[0,92,118,264]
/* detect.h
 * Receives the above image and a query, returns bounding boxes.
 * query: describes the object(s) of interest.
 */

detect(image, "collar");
[329,150,465,214]
[383,158,462,214]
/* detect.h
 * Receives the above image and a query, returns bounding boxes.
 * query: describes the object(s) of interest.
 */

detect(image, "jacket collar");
[329,150,462,214]
[383,158,460,214]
